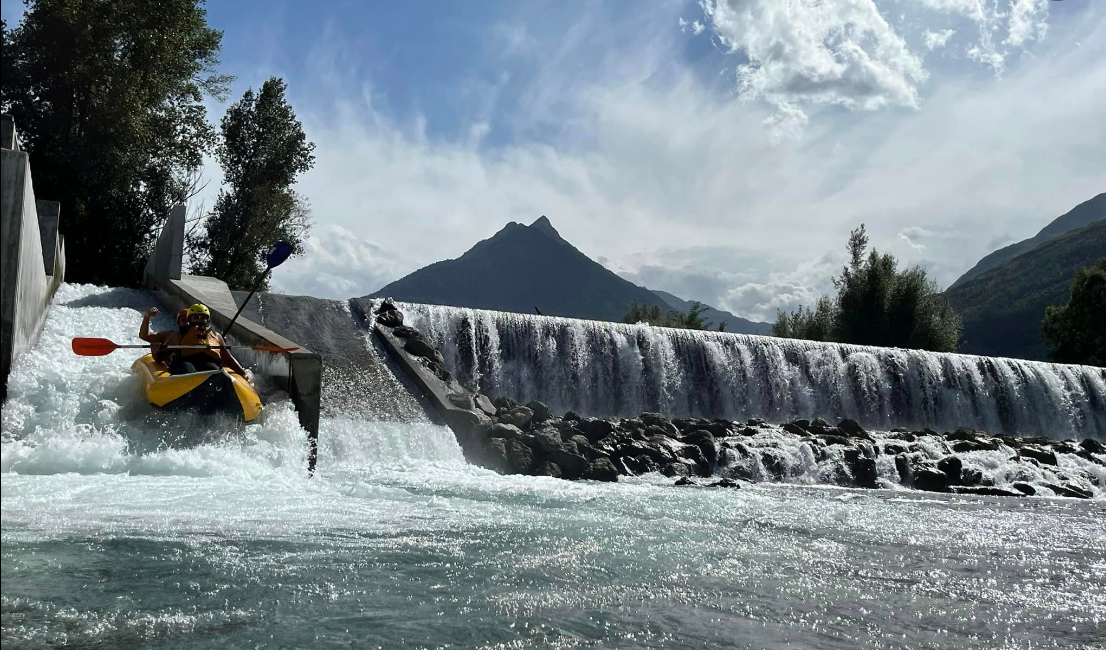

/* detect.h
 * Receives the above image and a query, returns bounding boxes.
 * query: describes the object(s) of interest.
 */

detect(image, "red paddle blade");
[253,345,300,353]
[72,337,119,356]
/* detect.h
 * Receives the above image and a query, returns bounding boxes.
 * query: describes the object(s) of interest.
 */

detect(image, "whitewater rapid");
[3,285,1105,649]
[400,303,1106,439]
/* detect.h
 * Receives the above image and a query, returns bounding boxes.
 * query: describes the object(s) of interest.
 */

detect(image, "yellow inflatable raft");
[131,354,262,422]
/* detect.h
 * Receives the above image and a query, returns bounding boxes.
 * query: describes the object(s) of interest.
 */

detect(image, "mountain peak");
[530,215,561,240]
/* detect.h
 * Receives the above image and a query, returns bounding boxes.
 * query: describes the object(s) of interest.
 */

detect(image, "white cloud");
[924,28,956,50]
[1006,0,1050,46]
[203,2,1104,324]
[700,0,927,130]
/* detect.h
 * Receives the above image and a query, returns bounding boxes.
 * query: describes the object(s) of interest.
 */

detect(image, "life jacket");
[179,327,222,361]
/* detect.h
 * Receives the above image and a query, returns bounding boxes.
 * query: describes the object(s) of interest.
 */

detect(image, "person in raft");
[139,303,251,380]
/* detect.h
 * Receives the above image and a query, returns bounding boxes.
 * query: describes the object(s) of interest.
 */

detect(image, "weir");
[400,303,1106,439]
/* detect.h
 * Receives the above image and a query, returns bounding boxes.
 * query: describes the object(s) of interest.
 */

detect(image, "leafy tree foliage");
[623,301,726,331]
[1,0,229,286]
[772,225,961,352]
[1041,257,1105,366]
[188,77,315,290]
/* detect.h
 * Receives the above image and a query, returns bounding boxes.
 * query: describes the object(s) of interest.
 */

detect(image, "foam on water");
[4,285,1105,649]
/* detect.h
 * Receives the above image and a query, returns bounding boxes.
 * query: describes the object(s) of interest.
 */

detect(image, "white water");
[3,285,1105,649]
[401,303,1106,439]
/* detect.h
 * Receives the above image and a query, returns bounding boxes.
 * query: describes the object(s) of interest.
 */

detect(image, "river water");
[3,285,1104,649]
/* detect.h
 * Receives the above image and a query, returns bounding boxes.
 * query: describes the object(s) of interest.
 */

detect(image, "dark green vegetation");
[1041,259,1105,366]
[773,225,961,352]
[623,301,728,331]
[188,78,315,290]
[945,219,1106,361]
[1,0,228,286]
[950,193,1105,289]
[371,216,770,332]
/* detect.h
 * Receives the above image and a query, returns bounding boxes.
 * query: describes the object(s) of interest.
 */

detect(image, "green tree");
[1041,257,1106,366]
[188,77,315,289]
[623,300,724,331]
[772,224,961,352]
[1,0,229,286]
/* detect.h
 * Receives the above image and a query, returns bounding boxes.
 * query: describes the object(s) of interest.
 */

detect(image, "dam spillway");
[399,302,1106,439]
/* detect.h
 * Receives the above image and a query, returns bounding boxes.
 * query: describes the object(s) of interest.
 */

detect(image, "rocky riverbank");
[369,300,1105,499]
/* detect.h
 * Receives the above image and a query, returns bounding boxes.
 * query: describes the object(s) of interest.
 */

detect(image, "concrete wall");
[144,205,323,472]
[1,146,63,398]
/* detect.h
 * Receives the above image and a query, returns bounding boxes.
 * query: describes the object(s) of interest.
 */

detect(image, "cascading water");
[3,285,1104,649]
[402,303,1106,439]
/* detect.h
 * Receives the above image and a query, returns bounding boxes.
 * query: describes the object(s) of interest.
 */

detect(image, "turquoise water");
[3,285,1105,649]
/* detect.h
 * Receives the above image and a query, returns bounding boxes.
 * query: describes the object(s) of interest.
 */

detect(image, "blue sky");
[4,0,1104,321]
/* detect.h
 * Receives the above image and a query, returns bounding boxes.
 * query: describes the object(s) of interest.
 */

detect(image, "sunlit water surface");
[3,285,1104,649]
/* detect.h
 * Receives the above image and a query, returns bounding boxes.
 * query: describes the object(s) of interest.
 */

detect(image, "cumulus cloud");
[700,0,926,129]
[898,226,962,253]
[195,2,1103,321]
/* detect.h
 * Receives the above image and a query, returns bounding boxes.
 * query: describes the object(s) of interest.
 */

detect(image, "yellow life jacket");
[179,328,222,361]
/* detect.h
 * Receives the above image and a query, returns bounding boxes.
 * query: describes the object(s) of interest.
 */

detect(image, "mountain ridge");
[949,193,1105,289]
[368,216,772,333]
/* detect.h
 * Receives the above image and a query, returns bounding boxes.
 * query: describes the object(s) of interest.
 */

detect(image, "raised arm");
[138,307,159,342]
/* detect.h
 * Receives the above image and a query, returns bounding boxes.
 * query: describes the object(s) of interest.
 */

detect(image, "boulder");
[533,461,562,478]
[645,424,679,439]
[564,410,582,422]
[403,337,445,366]
[782,422,810,437]
[821,435,850,447]
[882,443,909,456]
[708,478,740,488]
[1080,438,1105,455]
[506,439,535,474]
[1018,447,1058,466]
[837,418,871,440]
[493,396,519,411]
[641,412,671,427]
[810,417,830,429]
[747,417,766,426]
[1044,483,1092,499]
[894,455,913,485]
[486,423,525,442]
[583,458,619,482]
[473,394,497,417]
[952,439,1000,453]
[447,392,473,410]
[676,444,712,477]
[661,462,692,478]
[524,428,564,454]
[960,467,984,487]
[947,427,981,442]
[674,476,696,486]
[374,300,399,314]
[913,469,950,493]
[390,325,420,339]
[376,309,403,328]
[526,401,552,423]
[740,426,759,437]
[887,431,917,442]
[481,437,510,474]
[1012,482,1037,496]
[499,406,535,429]
[759,449,787,480]
[937,456,963,484]
[548,448,589,479]
[621,454,659,475]
[843,448,878,488]
[1077,450,1106,466]
[577,418,617,442]
[681,430,718,466]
